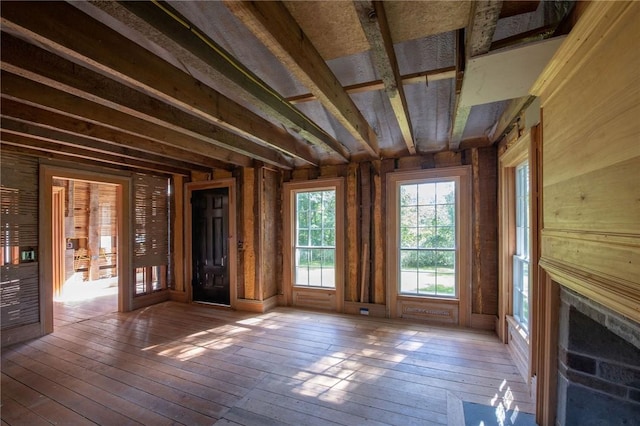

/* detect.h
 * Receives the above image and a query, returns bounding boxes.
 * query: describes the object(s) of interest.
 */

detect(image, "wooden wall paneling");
[346,163,360,302]
[359,162,371,303]
[533,1,640,323]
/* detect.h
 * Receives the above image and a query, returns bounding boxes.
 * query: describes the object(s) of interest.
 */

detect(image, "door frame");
[40,162,132,334]
[185,179,237,308]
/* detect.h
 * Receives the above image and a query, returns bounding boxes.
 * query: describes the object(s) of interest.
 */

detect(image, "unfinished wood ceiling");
[0,1,572,174]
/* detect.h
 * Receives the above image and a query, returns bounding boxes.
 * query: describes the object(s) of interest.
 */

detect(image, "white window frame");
[387,166,472,325]
[283,178,344,311]
[513,161,531,331]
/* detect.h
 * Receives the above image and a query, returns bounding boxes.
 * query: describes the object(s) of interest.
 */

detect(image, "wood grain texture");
[537,2,640,323]
[2,301,534,425]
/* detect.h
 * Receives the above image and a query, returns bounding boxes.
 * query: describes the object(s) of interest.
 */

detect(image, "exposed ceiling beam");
[1,115,211,174]
[113,1,350,161]
[1,72,260,169]
[1,130,192,176]
[0,39,294,170]
[354,1,415,155]
[449,0,503,151]
[0,3,317,166]
[226,0,378,158]
[0,142,172,177]
[0,98,231,171]
[286,66,456,104]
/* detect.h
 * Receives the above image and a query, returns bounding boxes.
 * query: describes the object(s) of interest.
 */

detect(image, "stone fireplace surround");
[556,287,640,425]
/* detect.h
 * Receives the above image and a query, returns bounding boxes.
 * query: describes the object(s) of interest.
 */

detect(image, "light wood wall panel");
[533,2,640,322]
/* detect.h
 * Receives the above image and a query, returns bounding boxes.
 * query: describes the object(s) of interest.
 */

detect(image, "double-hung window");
[399,180,457,297]
[294,189,336,288]
[513,162,530,330]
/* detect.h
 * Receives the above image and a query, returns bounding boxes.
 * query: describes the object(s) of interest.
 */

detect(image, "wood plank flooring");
[2,300,535,425]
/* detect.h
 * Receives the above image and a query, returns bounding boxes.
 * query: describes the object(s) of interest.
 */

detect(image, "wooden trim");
[286,66,456,104]
[470,313,496,331]
[530,1,634,102]
[385,166,472,326]
[40,162,133,336]
[539,256,640,324]
[234,295,279,313]
[282,177,345,312]
[535,271,559,426]
[184,178,237,309]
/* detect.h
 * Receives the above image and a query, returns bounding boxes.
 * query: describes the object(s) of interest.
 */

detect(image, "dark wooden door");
[192,187,230,305]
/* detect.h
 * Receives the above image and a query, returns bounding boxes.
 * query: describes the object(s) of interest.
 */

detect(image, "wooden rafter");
[449,0,503,151]
[1,72,259,168]
[0,3,318,166]
[0,98,232,171]
[226,0,378,158]
[354,1,416,155]
[114,1,350,161]
[0,36,294,170]
[287,66,456,104]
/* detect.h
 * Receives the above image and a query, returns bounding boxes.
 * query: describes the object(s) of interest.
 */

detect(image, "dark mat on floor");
[463,401,537,426]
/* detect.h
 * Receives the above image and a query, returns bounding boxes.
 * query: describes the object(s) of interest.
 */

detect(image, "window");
[399,181,456,297]
[294,189,336,288]
[513,162,530,330]
[283,178,344,310]
[388,166,471,317]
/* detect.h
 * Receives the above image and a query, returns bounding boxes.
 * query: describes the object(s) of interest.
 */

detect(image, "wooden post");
[172,174,184,292]
[346,163,360,302]
[360,162,371,303]
[242,167,256,300]
[88,183,100,281]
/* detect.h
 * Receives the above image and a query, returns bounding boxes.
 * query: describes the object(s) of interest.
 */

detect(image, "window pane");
[436,204,454,226]
[298,210,309,228]
[401,184,418,206]
[418,205,435,226]
[297,230,309,246]
[436,181,455,204]
[418,227,435,249]
[297,192,309,211]
[417,183,436,205]
[323,229,335,246]
[400,250,417,270]
[437,226,455,249]
[400,206,418,227]
[310,229,322,247]
[400,227,418,248]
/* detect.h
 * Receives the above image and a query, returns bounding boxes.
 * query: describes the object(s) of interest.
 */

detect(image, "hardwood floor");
[2,301,534,425]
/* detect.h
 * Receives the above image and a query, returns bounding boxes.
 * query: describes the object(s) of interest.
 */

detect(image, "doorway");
[191,187,230,305]
[51,178,120,326]
[186,179,236,307]
[41,163,132,335]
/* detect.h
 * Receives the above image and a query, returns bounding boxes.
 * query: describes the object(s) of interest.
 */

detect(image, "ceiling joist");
[449,0,503,151]
[0,98,231,171]
[0,35,294,170]
[116,0,350,161]
[0,1,317,167]
[355,1,416,155]
[1,72,259,168]
[226,0,379,158]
